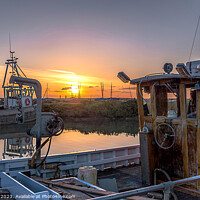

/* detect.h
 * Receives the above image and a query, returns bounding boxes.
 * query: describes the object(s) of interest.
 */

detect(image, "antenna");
[2,37,27,88]
[9,32,11,53]
[110,82,112,99]
[9,33,15,59]
[43,83,49,98]
[100,82,104,98]
[189,15,200,61]
[71,84,73,98]
[78,83,81,98]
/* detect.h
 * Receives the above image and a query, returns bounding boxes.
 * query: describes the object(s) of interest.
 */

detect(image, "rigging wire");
[164,83,178,97]
[189,15,200,61]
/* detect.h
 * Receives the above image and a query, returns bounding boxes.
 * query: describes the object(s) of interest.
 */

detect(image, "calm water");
[0,119,139,160]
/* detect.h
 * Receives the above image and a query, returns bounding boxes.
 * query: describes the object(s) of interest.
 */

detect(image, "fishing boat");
[0,50,36,133]
[1,60,200,200]
[115,61,200,199]
[2,50,200,199]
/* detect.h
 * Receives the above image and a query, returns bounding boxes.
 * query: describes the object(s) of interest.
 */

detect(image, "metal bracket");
[163,181,175,200]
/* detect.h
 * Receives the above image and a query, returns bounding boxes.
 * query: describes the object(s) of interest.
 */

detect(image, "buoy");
[25,137,31,143]
[25,98,31,106]
[78,166,97,185]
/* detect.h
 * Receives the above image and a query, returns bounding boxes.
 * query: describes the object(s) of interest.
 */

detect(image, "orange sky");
[1,1,200,98]
[0,61,136,99]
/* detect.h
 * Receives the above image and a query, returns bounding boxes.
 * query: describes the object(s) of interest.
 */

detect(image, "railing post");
[163,182,174,200]
[100,152,104,171]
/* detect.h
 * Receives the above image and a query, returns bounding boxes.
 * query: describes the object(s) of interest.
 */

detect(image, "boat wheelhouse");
[119,60,200,189]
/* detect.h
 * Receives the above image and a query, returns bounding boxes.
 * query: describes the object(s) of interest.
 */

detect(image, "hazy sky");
[0,0,200,98]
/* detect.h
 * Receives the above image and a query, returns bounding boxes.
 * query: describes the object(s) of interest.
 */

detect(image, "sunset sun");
[70,86,79,94]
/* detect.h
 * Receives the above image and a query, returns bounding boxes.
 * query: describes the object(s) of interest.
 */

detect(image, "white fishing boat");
[0,50,36,135]
[1,48,200,199]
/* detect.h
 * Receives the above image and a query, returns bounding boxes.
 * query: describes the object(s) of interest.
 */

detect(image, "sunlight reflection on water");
[0,119,139,159]
[41,129,139,155]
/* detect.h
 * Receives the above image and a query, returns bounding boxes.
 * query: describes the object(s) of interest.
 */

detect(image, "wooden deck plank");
[127,197,158,200]
[32,177,114,196]
[175,185,200,198]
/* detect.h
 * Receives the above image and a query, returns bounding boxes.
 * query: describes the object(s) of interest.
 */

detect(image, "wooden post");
[180,83,189,178]
[136,84,144,131]
[151,83,156,130]
[149,83,156,183]
[197,89,200,189]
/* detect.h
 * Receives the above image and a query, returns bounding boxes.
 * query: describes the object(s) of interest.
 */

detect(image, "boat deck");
[97,165,200,200]
[98,164,143,191]
[1,165,200,199]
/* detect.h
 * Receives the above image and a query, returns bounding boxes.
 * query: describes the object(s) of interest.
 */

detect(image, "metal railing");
[42,145,140,178]
[89,175,200,200]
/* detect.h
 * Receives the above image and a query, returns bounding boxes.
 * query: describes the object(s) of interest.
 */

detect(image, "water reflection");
[0,122,35,135]
[0,131,35,159]
[0,118,139,159]
[3,136,35,159]
[64,118,139,136]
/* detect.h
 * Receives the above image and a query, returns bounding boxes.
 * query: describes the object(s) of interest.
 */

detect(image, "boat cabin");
[119,60,200,189]
[0,51,36,125]
[2,51,34,110]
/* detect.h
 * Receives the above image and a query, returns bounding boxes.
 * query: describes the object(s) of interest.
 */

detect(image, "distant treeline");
[42,99,138,119]
[64,118,139,136]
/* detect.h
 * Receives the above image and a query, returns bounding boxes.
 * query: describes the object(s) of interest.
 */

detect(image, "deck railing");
[0,145,140,179]
[89,175,200,200]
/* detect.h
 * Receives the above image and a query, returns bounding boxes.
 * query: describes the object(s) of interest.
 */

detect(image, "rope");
[189,15,200,61]
[30,117,64,168]
[164,83,178,97]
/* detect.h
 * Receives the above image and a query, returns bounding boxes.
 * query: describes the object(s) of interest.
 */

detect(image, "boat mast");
[2,35,27,89]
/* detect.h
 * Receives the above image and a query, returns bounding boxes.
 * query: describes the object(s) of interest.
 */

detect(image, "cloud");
[87,85,100,88]
[61,87,71,90]
[50,69,75,74]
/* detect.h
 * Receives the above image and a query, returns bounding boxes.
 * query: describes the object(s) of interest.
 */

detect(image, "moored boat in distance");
[0,50,36,133]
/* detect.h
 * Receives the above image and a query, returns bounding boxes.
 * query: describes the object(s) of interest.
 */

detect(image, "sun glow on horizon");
[0,65,137,98]
[70,85,79,94]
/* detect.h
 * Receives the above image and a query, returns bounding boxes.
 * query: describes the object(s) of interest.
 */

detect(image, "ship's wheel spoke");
[161,137,167,147]
[154,123,176,149]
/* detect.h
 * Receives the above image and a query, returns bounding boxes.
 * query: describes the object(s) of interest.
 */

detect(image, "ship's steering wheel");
[154,123,176,149]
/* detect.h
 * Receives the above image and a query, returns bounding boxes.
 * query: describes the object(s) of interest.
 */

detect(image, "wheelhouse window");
[155,84,180,118]
[140,85,152,116]
[186,84,196,119]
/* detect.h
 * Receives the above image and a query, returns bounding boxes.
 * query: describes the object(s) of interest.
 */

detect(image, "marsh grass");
[42,99,138,119]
